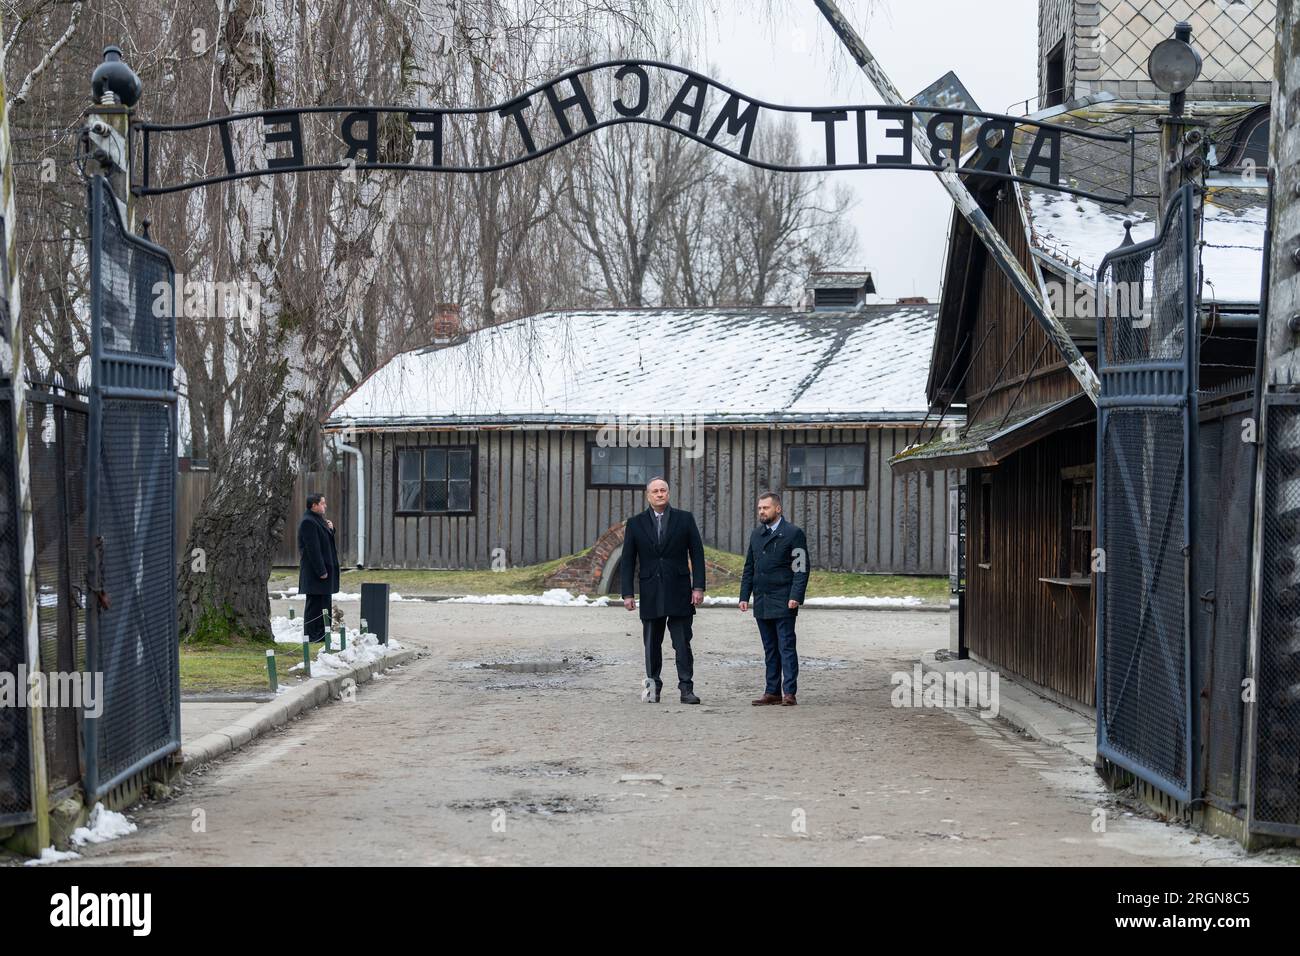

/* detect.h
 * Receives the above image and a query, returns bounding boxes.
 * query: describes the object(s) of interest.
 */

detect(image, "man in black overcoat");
[298,492,340,643]
[620,476,706,704]
[739,491,809,706]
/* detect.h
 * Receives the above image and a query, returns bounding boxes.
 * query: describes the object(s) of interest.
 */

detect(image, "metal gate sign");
[135,60,1135,204]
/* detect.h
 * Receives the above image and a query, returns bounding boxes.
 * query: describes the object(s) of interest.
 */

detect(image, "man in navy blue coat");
[620,477,706,704]
[739,491,809,706]
[297,493,340,643]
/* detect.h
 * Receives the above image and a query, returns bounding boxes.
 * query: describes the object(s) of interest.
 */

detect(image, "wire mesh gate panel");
[26,383,90,795]
[0,386,33,825]
[1253,395,1300,836]
[1094,186,1197,802]
[85,175,180,800]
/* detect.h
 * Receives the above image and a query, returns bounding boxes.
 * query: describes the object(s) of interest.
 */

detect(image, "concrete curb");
[181,648,420,773]
[919,650,1098,765]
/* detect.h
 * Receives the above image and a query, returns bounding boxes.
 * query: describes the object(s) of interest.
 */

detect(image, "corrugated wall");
[359,426,951,575]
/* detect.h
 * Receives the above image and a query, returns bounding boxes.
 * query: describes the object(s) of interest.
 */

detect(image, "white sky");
[704,0,1039,300]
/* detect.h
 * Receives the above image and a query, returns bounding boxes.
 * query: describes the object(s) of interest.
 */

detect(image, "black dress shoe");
[680,691,701,704]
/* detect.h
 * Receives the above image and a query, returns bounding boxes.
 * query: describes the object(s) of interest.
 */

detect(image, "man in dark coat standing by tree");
[621,476,706,704]
[739,492,809,706]
[298,493,340,643]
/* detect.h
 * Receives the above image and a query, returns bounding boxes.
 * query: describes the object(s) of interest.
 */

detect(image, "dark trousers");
[756,616,798,696]
[643,616,694,693]
[304,593,332,642]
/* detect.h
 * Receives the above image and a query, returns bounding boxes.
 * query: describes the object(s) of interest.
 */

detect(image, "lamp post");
[1148,22,1205,210]
[86,46,141,228]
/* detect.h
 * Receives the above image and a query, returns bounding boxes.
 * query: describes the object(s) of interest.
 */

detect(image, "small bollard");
[302,640,311,676]
[267,648,278,692]
[288,607,295,620]
[340,626,347,651]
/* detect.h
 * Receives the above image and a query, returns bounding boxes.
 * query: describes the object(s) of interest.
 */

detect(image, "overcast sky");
[704,0,1039,300]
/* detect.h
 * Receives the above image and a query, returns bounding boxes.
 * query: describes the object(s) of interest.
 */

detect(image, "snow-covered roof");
[326,306,938,428]
[1014,99,1267,305]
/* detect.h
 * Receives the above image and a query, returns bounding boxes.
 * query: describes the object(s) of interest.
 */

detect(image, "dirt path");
[59,603,1274,866]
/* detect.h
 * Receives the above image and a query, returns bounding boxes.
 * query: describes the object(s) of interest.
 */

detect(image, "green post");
[302,640,311,677]
[266,648,278,692]
[340,625,347,651]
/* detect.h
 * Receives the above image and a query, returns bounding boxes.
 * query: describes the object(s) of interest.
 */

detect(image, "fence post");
[0,11,51,854]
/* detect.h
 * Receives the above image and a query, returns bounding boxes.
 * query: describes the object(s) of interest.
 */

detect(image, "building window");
[588,444,667,488]
[1044,38,1065,108]
[787,444,866,488]
[396,446,475,515]
[1061,465,1094,579]
[979,474,993,568]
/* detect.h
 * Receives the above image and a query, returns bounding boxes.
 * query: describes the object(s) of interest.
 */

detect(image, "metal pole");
[812,0,1100,406]
[0,12,51,854]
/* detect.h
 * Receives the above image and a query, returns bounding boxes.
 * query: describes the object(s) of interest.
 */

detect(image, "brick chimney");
[433,303,461,339]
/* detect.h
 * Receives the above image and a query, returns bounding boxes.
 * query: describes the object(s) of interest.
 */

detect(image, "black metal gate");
[1095,186,1197,801]
[0,382,32,826]
[26,378,90,795]
[84,175,180,799]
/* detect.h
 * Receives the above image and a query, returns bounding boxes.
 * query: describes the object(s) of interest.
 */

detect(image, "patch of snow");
[443,589,612,606]
[281,627,404,678]
[70,803,136,846]
[277,589,413,602]
[24,846,82,866]
[1027,191,1265,304]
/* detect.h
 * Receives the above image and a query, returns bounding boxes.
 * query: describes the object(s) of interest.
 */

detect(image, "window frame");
[585,441,670,490]
[1060,463,1095,580]
[393,443,478,516]
[784,442,868,490]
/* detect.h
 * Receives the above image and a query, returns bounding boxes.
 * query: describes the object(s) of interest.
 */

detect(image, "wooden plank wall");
[964,190,1093,425]
[966,423,1097,706]
[359,426,951,574]
[177,467,353,568]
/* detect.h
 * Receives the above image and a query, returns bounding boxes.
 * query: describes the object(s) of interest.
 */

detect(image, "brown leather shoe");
[781,694,797,706]
[751,693,782,706]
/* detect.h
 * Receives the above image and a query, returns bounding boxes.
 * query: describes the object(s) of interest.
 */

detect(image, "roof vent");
[805,271,875,312]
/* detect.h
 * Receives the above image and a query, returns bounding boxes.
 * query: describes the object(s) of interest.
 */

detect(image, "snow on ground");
[70,803,137,846]
[442,588,611,606]
[23,846,81,866]
[277,588,413,602]
[287,632,403,676]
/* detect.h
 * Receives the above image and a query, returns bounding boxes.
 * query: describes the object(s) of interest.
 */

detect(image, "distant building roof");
[326,305,938,429]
